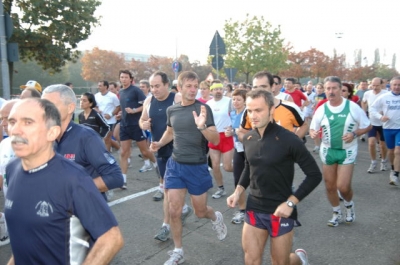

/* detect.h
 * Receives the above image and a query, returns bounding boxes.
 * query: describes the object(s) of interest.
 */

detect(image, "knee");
[194,207,207,218]
[169,205,182,219]
[394,148,400,157]
[223,164,233,172]
[337,185,351,195]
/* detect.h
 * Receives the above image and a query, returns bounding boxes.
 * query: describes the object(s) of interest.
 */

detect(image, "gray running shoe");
[181,206,193,225]
[154,226,170,242]
[164,250,184,265]
[139,164,152,172]
[327,211,343,227]
[231,211,245,224]
[153,190,164,201]
[212,211,227,240]
[212,188,226,199]
[367,162,377,173]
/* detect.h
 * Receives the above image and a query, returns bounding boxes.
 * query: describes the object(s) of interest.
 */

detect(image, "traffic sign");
[209,31,226,56]
[212,56,224,70]
[224,68,237,83]
[172,61,181,73]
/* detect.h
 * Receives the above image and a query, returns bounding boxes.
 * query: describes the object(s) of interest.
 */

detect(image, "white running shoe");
[380,161,387,171]
[212,188,226,199]
[312,146,320,153]
[164,250,184,265]
[212,211,227,240]
[327,211,343,227]
[231,211,245,224]
[345,204,355,223]
[139,164,152,173]
[389,170,399,186]
[0,214,9,247]
[367,162,377,173]
[295,249,309,265]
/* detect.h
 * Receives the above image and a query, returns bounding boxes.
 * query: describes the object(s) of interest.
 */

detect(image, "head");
[139,80,151,95]
[80,92,97,110]
[341,83,354,99]
[65,82,73,89]
[390,76,400,94]
[98,80,109,94]
[41,84,76,124]
[307,80,313,86]
[294,82,302,90]
[272,75,282,94]
[8,98,61,161]
[246,90,275,131]
[199,81,211,99]
[233,82,239,90]
[170,86,178,93]
[0,100,19,135]
[225,84,233,93]
[359,80,368,90]
[20,80,42,93]
[109,82,120,94]
[177,71,199,103]
[210,79,224,100]
[239,82,247,90]
[324,76,343,104]
[306,84,313,93]
[119,70,134,88]
[316,83,324,94]
[20,87,42,99]
[149,71,170,100]
[232,89,247,111]
[252,71,274,92]
[370,77,383,92]
[284,78,296,91]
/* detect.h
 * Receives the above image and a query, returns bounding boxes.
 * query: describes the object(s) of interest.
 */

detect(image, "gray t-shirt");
[167,100,215,164]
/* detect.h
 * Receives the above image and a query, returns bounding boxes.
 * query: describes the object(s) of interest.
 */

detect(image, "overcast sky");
[77,0,400,68]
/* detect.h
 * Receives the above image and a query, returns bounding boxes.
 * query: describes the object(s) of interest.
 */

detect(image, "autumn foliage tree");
[81,47,127,82]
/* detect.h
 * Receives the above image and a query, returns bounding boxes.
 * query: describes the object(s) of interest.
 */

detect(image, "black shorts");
[368,125,385,141]
[120,125,146,142]
[245,210,300,238]
[108,123,115,131]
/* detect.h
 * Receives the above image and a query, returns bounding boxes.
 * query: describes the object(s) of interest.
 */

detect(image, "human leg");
[242,222,269,265]
[270,230,303,265]
[232,150,246,224]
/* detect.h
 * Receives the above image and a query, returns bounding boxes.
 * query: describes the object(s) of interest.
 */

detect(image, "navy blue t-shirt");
[149,93,175,158]
[119,85,146,126]
[5,154,118,265]
[56,122,123,190]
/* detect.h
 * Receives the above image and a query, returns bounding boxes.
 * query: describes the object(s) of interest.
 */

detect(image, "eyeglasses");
[253,85,269,89]
[274,82,279,85]
[342,90,348,92]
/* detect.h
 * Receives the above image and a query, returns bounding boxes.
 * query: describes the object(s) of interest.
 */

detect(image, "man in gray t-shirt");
[150,71,227,265]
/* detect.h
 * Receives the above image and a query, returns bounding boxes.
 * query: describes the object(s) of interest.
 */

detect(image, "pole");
[215,32,219,79]
[0,0,10,99]
[175,37,178,80]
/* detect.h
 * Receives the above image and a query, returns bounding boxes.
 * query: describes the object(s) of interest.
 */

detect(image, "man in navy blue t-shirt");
[5,98,123,265]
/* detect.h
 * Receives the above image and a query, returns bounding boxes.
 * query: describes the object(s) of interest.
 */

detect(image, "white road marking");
[108,186,159,207]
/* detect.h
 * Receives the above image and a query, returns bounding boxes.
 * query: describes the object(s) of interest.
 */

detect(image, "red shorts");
[208,132,234,153]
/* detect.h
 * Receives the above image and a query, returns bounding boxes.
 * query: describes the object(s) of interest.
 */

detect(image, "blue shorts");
[245,211,300,238]
[164,158,213,195]
[368,125,385,141]
[383,129,400,149]
[157,156,169,179]
[120,125,146,142]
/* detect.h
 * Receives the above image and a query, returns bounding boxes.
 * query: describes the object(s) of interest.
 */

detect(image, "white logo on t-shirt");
[35,201,53,217]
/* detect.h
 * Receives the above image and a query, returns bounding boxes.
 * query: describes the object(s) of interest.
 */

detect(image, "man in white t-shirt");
[362,77,388,173]
[0,100,18,246]
[207,80,234,199]
[95,80,121,152]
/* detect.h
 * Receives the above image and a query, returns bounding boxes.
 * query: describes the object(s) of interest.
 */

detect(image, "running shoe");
[0,214,9,247]
[164,250,184,265]
[139,164,152,173]
[312,146,320,153]
[295,249,309,265]
[337,190,344,201]
[121,182,127,190]
[128,157,132,168]
[212,211,227,240]
[154,226,170,242]
[367,162,377,173]
[181,206,193,225]
[327,211,343,227]
[360,134,365,142]
[153,190,164,201]
[380,161,387,171]
[345,204,355,223]
[231,211,245,224]
[105,190,114,202]
[389,170,399,186]
[212,188,226,199]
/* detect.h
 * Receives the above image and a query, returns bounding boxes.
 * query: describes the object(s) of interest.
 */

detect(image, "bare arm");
[139,97,152,130]
[93,177,109,192]
[82,226,124,265]
[237,126,250,142]
[361,100,368,113]
[199,125,219,146]
[150,126,174,152]
[295,121,308,139]
[7,255,15,265]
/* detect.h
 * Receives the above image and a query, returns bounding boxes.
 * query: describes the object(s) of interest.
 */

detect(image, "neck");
[21,149,55,171]
[181,99,195,106]
[58,118,72,141]
[84,108,92,114]
[329,97,343,107]
[236,106,245,114]
[101,90,108,96]
[122,84,130,89]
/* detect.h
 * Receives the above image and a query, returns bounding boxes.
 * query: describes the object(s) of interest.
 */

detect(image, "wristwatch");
[352,131,357,138]
[197,124,207,131]
[286,200,295,208]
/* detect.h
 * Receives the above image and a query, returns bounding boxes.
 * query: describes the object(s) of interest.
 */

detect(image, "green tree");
[223,14,289,83]
[3,0,101,74]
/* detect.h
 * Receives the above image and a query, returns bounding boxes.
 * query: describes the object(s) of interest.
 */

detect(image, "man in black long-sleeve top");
[227,90,322,265]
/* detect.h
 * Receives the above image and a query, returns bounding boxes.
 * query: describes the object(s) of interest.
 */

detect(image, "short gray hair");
[42,84,76,105]
[323,76,342,87]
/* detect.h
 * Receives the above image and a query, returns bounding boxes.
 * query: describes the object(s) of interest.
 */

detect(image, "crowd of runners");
[0,70,399,265]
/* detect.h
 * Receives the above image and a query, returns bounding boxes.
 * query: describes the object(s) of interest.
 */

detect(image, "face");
[232,95,245,110]
[306,85,313,93]
[316,85,324,94]
[20,89,32,99]
[42,92,73,123]
[284,80,294,90]
[98,82,107,93]
[211,86,224,100]
[324,81,342,102]
[360,82,368,90]
[370,79,382,92]
[139,83,150,94]
[109,84,119,94]
[246,96,274,130]
[390,79,400,94]
[200,85,210,98]
[252,76,272,92]
[294,84,302,90]
[1,102,15,135]
[149,75,169,100]
[119,73,132,88]
[341,86,350,98]
[179,78,199,102]
[273,78,282,90]
[80,95,91,109]
[8,101,58,160]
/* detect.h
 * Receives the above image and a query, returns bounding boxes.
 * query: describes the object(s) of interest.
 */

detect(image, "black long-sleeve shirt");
[78,109,110,138]
[239,121,322,220]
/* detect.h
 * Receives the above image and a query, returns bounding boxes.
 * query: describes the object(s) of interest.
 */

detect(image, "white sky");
[78,0,400,68]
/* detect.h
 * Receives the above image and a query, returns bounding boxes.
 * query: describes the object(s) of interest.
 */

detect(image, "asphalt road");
[1,137,399,265]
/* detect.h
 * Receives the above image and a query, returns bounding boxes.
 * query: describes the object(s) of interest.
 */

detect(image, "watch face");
[287,201,294,207]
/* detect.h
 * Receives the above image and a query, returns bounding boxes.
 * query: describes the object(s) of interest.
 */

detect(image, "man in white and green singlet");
[310,76,371,227]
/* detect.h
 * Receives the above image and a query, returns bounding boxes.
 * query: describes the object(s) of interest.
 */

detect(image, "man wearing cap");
[207,80,234,199]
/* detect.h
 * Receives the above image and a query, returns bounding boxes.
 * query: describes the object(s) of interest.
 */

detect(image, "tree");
[81,47,127,82]
[223,14,289,83]
[4,0,101,73]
